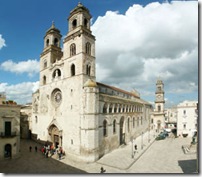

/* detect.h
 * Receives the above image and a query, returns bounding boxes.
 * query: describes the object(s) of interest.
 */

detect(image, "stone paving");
[127,136,197,173]
[0,130,198,174]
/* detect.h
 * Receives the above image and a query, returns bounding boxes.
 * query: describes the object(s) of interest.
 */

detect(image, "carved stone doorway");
[48,124,62,148]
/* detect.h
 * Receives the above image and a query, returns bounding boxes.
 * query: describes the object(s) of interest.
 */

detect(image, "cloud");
[0,34,6,49]
[0,81,39,104]
[0,59,40,77]
[92,1,198,101]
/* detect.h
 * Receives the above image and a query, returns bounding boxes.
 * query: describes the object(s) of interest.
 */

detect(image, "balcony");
[0,132,17,138]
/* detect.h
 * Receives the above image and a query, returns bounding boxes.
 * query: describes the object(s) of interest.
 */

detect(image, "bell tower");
[40,22,63,86]
[63,2,96,82]
[155,79,165,112]
[153,79,165,132]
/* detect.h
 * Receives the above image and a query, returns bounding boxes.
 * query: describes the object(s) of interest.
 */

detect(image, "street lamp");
[148,127,150,143]
[131,137,134,158]
[141,132,143,150]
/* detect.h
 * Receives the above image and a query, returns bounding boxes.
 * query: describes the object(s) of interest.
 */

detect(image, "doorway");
[48,125,61,148]
[4,144,12,158]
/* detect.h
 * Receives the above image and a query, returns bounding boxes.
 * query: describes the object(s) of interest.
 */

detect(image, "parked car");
[155,132,167,140]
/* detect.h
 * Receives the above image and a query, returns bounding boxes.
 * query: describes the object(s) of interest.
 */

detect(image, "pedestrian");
[100,167,106,173]
[58,147,63,160]
[35,146,37,152]
[134,144,137,150]
[29,146,32,152]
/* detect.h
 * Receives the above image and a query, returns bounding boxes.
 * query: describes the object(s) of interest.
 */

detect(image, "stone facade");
[31,3,153,162]
[0,105,21,159]
[20,104,32,139]
[177,101,198,137]
[165,107,177,129]
[0,92,6,105]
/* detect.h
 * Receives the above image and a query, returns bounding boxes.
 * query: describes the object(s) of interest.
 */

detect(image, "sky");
[0,0,198,108]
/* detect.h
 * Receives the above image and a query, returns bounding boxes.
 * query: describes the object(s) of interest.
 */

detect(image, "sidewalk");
[57,129,157,173]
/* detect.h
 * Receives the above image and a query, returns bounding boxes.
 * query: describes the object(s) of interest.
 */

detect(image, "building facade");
[177,100,198,137]
[31,3,153,162]
[0,104,21,159]
[20,104,32,139]
[0,92,6,105]
[165,107,177,130]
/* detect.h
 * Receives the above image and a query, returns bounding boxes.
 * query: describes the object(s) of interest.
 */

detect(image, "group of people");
[29,146,37,152]
[41,143,65,160]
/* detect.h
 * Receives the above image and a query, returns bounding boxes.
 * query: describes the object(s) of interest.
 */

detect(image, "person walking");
[134,144,138,154]
[100,167,106,173]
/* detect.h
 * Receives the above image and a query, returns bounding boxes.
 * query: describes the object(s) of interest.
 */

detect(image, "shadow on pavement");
[0,139,87,174]
[178,159,197,173]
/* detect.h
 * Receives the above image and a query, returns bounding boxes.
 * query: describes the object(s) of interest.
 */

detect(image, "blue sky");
[0,0,198,107]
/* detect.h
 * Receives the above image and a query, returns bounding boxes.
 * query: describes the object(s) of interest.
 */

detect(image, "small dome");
[46,21,61,35]
[84,79,97,88]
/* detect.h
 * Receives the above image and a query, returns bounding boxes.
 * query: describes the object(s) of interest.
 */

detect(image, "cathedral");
[31,3,155,162]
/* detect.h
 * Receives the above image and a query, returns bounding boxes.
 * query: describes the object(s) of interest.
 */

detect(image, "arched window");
[54,38,59,47]
[103,103,107,113]
[86,42,91,55]
[103,120,107,137]
[114,104,117,113]
[84,18,88,27]
[35,116,38,123]
[128,118,130,132]
[71,64,75,76]
[72,19,77,29]
[53,69,61,79]
[119,105,122,113]
[44,60,47,69]
[113,119,116,134]
[46,39,49,47]
[86,64,91,76]
[109,104,113,113]
[137,117,139,126]
[70,43,76,56]
[158,105,161,112]
[133,117,135,128]
[43,76,46,85]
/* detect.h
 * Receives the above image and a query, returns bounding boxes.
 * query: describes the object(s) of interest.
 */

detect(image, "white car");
[164,128,171,133]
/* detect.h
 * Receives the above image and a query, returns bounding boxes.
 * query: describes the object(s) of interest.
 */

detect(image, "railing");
[0,132,17,138]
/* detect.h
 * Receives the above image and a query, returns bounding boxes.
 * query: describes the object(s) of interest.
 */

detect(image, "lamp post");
[141,132,143,150]
[148,127,150,143]
[131,137,134,158]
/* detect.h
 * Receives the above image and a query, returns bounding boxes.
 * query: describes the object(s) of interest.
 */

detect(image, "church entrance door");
[120,117,125,145]
[48,125,60,148]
